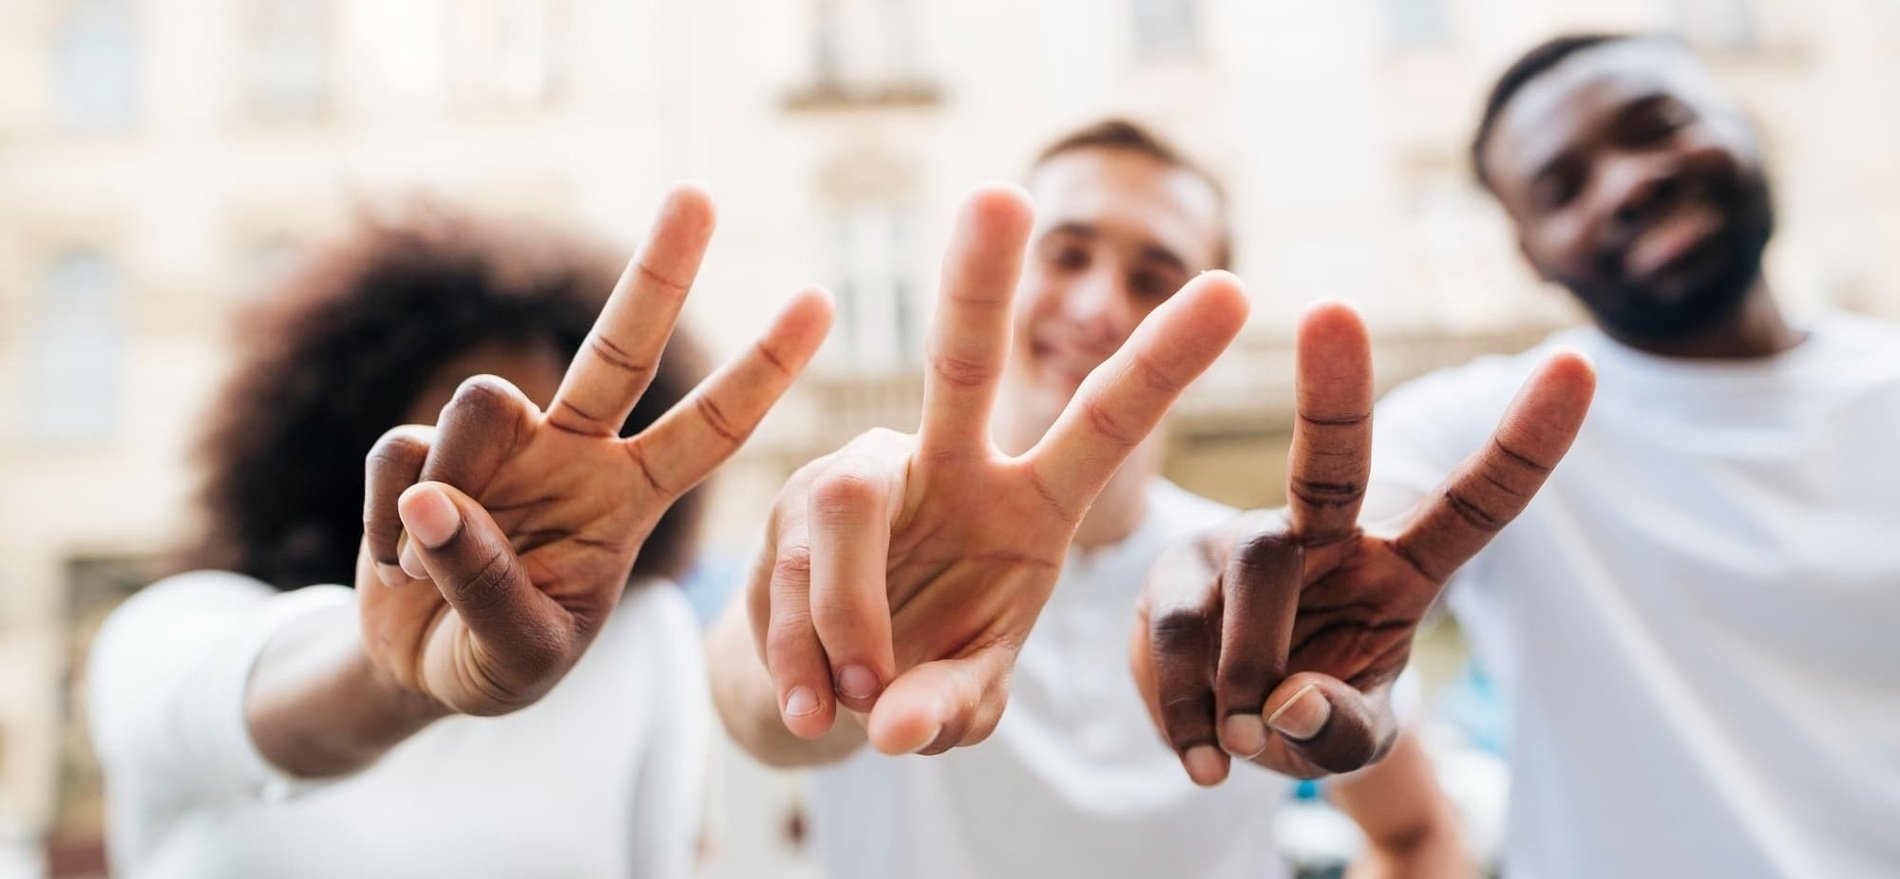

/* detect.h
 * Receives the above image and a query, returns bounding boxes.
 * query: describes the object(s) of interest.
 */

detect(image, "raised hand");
[1131,302,1594,783]
[746,184,1250,756]
[357,185,833,717]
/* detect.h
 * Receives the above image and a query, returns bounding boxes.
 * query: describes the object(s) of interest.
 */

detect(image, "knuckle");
[1230,530,1301,580]
[770,545,813,587]
[367,427,430,470]
[812,468,883,511]
[1149,606,1213,657]
[1216,654,1277,698]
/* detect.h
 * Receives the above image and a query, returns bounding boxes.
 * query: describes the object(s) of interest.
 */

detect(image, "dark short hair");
[1031,118,1232,269]
[180,206,707,591]
[1470,33,1637,191]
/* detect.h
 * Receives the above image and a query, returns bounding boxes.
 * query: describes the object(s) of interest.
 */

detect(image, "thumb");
[398,482,571,692]
[865,645,1017,756]
[1260,671,1397,775]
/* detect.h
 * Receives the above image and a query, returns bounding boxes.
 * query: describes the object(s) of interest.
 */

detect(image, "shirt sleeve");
[623,584,713,879]
[88,572,354,818]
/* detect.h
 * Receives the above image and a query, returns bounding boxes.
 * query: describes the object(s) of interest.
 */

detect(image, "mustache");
[1589,168,1742,280]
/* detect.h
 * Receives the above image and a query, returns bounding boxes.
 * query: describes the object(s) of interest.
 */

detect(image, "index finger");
[916,184,1034,461]
[1287,301,1374,545]
[1393,351,1595,582]
[549,184,715,437]
[1023,271,1250,517]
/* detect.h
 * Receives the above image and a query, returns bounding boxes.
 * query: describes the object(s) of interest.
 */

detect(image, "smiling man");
[1134,34,1900,878]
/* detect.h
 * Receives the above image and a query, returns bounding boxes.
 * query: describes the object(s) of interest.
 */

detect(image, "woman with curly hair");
[84,186,832,879]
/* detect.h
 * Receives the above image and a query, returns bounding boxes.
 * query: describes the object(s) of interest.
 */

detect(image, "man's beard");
[1558,170,1775,343]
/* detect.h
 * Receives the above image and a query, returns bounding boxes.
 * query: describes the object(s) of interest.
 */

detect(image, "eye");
[1620,97,1695,147]
[1531,166,1585,213]
[1052,244,1090,272]
[1129,269,1180,302]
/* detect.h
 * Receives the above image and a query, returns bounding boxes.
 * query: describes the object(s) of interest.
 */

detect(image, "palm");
[358,185,832,717]
[749,185,1251,754]
[880,459,1077,667]
[1134,302,1595,782]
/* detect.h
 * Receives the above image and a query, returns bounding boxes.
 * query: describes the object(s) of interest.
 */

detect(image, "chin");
[1576,182,1776,343]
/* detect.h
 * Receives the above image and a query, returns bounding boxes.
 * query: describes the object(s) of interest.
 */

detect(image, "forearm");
[706,600,865,767]
[245,605,449,778]
[1331,730,1472,879]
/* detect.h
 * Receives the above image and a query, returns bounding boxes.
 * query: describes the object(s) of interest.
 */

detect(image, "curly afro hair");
[181,206,708,591]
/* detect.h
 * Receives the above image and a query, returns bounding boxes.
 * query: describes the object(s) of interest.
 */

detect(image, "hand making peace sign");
[356,184,833,717]
[747,183,1251,755]
[1131,302,1595,784]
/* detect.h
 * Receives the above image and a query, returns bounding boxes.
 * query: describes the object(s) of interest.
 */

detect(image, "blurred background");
[0,0,1897,876]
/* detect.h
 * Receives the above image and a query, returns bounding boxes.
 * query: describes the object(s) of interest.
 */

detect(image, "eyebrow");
[1043,221,1192,272]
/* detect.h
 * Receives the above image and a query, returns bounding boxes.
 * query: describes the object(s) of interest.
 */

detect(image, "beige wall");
[2,0,1897,857]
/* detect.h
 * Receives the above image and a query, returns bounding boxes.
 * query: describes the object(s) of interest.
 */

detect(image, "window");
[1130,0,1199,59]
[1669,0,1758,52]
[54,0,137,132]
[450,0,561,107]
[28,251,122,442]
[1378,0,1452,50]
[806,0,921,88]
[829,202,918,371]
[247,0,331,121]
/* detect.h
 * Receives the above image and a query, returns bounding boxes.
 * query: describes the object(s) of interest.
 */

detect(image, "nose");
[1598,153,1683,239]
[1061,266,1133,336]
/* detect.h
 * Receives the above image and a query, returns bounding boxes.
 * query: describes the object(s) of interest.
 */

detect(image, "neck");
[1072,456,1151,550]
[1608,277,1803,359]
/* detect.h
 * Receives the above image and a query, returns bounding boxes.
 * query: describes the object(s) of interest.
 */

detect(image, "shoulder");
[1379,331,1581,423]
[1811,312,1900,380]
[1374,330,1583,455]
[92,571,280,661]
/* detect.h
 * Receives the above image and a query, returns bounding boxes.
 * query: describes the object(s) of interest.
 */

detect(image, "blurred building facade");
[1,0,1897,873]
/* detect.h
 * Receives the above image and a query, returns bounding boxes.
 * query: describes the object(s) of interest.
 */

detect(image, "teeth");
[1625,206,1720,279]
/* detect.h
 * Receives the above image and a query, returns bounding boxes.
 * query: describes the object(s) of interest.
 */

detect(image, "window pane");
[249,0,330,120]
[28,251,122,442]
[1131,0,1199,59]
[55,0,138,132]
[1379,0,1451,50]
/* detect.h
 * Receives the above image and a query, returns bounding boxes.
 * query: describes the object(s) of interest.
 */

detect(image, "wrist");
[354,647,454,734]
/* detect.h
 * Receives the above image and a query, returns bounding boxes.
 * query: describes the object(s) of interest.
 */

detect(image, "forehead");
[1025,148,1225,265]
[1485,40,1736,184]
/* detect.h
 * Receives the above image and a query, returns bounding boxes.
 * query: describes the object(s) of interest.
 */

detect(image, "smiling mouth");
[1622,203,1723,281]
[1029,339,1109,387]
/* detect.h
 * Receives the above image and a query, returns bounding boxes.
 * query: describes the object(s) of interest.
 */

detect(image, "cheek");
[1011,283,1059,347]
[1531,218,1594,275]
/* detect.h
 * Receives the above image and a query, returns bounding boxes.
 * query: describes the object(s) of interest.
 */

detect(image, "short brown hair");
[181,207,707,591]
[1031,118,1232,269]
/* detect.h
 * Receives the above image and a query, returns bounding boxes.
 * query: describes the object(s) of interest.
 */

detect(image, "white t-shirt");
[807,480,1293,879]
[1370,313,1900,879]
[88,570,709,879]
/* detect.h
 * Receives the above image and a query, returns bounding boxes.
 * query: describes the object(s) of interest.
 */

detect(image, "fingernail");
[1266,684,1331,741]
[836,665,880,701]
[375,562,409,589]
[784,686,819,717]
[910,723,943,755]
[1183,745,1225,787]
[399,541,426,580]
[403,485,461,548]
[1221,713,1268,758]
